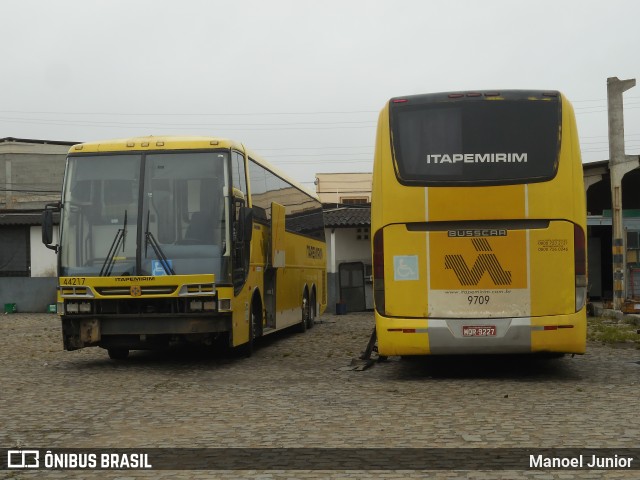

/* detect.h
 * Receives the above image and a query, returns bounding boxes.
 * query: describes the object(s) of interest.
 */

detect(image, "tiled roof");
[0,137,78,146]
[0,212,59,226]
[323,206,370,228]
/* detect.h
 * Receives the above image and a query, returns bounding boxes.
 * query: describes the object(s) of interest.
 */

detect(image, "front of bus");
[372,90,587,356]
[45,137,243,357]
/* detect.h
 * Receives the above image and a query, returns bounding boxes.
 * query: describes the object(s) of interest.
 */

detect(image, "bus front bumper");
[61,314,232,350]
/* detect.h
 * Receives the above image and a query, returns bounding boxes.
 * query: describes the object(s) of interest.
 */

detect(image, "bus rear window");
[390,98,561,185]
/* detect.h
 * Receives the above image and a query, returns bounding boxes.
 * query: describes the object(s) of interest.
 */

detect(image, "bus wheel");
[242,311,256,357]
[241,300,262,358]
[107,348,129,360]
[307,292,316,329]
[298,295,309,333]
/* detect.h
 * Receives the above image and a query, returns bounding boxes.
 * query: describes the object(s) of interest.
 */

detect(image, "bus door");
[264,202,286,330]
[264,267,277,330]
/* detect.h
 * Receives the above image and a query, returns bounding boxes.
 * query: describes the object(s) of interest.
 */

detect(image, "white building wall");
[30,226,58,277]
[315,173,372,205]
[333,228,371,265]
[325,227,371,273]
[325,226,373,310]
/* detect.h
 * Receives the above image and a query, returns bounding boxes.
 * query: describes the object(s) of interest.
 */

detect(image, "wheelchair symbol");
[152,260,172,276]
[393,255,419,281]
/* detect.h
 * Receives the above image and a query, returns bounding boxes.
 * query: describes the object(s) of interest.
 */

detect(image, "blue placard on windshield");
[152,260,173,276]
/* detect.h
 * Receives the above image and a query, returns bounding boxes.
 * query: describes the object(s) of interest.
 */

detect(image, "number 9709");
[468,295,490,305]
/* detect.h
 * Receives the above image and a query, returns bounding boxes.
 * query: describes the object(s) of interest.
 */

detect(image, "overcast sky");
[2,0,639,188]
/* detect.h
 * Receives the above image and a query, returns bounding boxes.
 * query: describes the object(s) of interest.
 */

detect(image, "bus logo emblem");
[130,285,142,297]
[444,238,512,286]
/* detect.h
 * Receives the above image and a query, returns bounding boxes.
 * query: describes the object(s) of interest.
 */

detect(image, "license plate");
[462,325,496,337]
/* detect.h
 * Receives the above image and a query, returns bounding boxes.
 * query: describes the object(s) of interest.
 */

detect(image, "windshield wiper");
[99,210,127,276]
[145,210,176,275]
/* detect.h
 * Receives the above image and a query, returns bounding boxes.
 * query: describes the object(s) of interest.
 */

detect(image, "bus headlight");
[189,299,217,312]
[66,302,92,314]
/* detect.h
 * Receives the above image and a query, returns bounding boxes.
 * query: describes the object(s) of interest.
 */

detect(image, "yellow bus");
[371,90,586,356]
[42,136,326,359]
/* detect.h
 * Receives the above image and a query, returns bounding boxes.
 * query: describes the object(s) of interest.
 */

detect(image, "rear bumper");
[375,311,586,356]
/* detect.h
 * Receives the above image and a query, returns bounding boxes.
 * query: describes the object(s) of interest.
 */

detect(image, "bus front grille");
[95,286,178,296]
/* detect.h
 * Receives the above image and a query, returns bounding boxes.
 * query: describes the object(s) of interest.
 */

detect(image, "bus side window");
[232,194,251,292]
[232,151,247,196]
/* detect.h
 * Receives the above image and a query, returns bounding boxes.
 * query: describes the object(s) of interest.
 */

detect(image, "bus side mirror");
[42,203,60,252]
[242,206,253,244]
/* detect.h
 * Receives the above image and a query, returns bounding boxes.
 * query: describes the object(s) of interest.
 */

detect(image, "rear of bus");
[371,90,586,356]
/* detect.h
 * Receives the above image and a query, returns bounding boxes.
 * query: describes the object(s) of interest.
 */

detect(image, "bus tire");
[241,296,263,358]
[298,294,309,333]
[308,289,317,329]
[107,348,129,360]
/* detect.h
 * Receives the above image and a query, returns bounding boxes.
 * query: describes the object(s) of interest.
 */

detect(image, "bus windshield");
[390,95,561,185]
[60,152,230,281]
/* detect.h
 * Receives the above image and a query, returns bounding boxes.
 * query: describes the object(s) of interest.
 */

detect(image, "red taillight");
[392,99,408,104]
[373,229,385,314]
[373,230,384,280]
[574,224,587,311]
[574,224,586,276]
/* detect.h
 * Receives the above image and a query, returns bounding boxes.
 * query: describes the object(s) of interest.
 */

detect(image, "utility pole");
[607,77,637,310]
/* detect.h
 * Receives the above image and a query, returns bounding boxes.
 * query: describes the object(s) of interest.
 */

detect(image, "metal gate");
[339,262,366,312]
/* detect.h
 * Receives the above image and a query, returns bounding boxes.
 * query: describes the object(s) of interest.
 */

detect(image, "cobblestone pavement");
[1,312,639,479]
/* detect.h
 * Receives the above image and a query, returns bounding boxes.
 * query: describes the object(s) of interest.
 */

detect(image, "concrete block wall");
[1,153,66,209]
[0,140,69,210]
[0,277,58,313]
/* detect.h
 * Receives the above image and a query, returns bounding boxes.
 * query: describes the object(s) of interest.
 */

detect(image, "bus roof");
[68,135,319,200]
[68,135,244,153]
[389,89,563,104]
